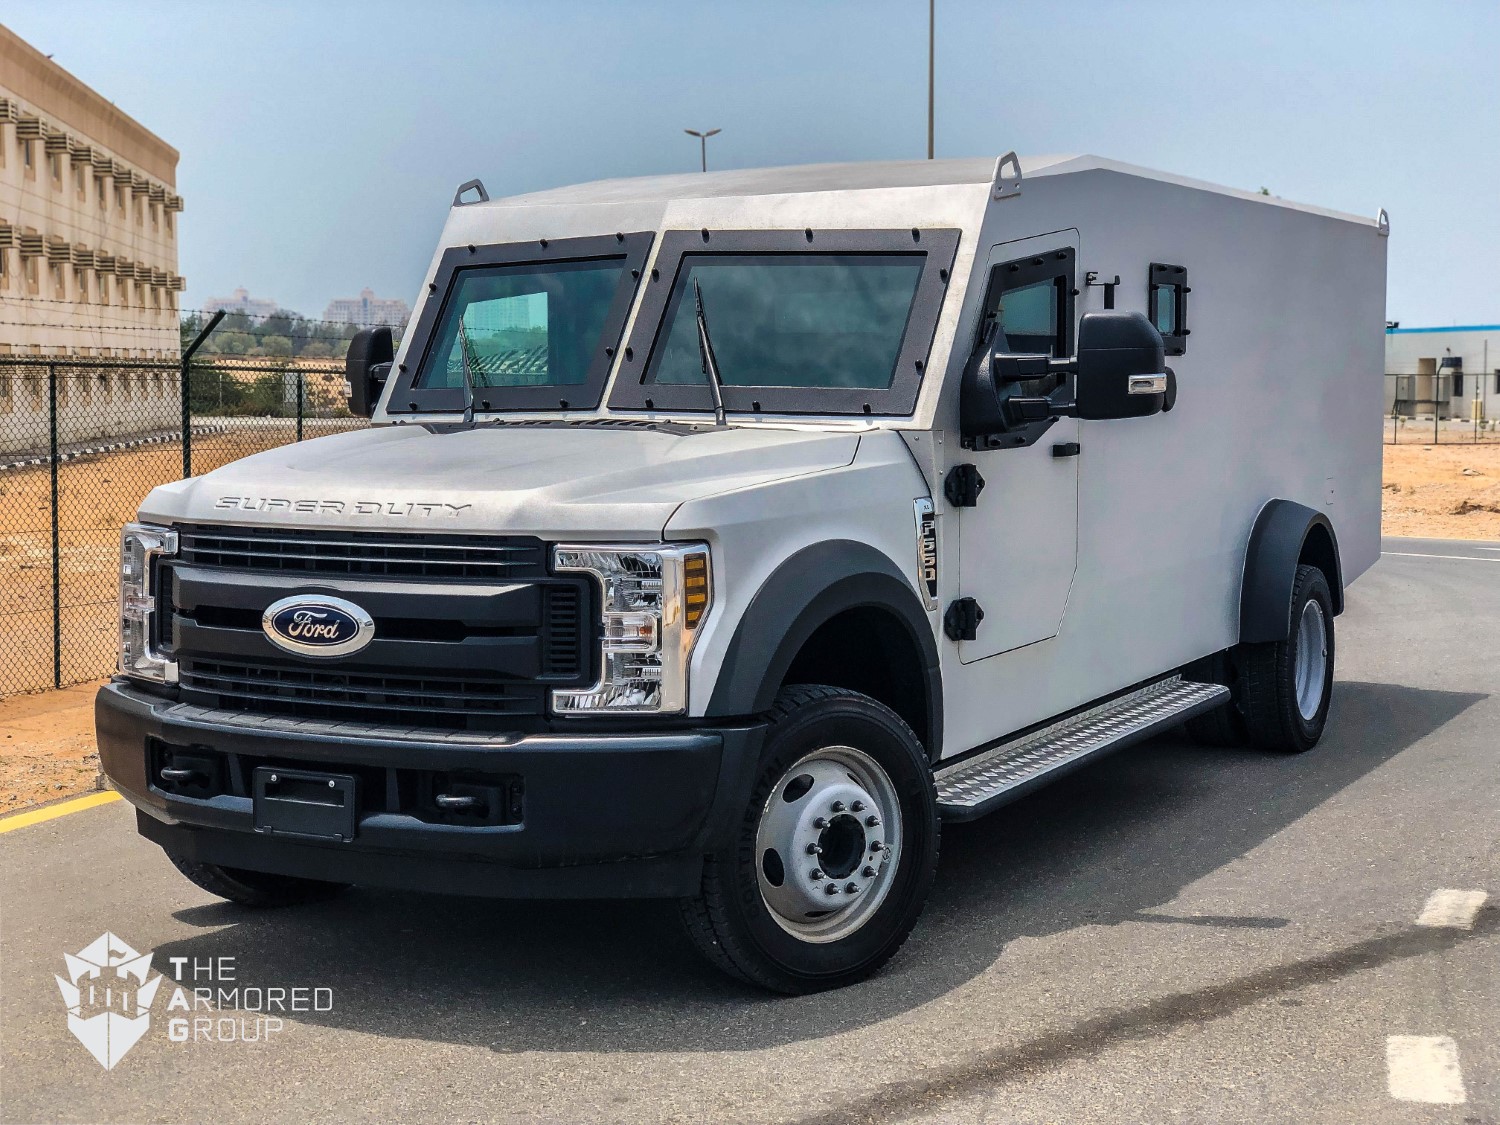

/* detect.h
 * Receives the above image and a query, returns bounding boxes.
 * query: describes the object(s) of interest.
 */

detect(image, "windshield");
[416,259,627,391]
[387,233,653,415]
[646,254,924,390]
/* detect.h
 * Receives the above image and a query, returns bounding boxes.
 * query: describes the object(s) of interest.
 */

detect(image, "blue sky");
[6,1,1494,326]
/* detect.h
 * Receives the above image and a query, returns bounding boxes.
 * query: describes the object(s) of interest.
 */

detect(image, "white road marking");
[1386,1036,1466,1104]
[1383,551,1500,563]
[1416,889,1488,929]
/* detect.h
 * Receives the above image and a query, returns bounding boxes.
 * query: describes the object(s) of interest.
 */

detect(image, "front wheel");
[679,685,939,993]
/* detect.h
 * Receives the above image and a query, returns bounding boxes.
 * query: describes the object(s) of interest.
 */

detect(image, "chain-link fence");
[0,357,364,696]
[1385,372,1500,444]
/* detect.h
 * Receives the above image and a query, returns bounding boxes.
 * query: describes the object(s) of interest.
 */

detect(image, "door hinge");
[1051,441,1081,458]
[943,597,984,642]
[943,464,986,508]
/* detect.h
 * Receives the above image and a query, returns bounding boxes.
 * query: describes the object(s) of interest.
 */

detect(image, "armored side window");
[982,248,1076,359]
[976,247,1076,402]
[1148,263,1189,356]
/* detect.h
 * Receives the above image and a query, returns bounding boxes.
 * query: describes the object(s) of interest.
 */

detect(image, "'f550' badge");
[262,595,375,658]
[914,498,938,609]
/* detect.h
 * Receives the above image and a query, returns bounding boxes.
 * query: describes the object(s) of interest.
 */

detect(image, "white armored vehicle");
[100,155,1387,992]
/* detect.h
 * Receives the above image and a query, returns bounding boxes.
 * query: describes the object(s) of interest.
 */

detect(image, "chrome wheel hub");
[1294,599,1328,721]
[755,746,902,943]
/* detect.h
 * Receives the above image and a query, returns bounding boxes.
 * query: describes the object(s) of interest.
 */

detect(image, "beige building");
[324,288,409,329]
[0,24,184,362]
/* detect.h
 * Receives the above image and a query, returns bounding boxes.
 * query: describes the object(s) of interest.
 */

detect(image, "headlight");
[552,543,711,714]
[119,522,178,683]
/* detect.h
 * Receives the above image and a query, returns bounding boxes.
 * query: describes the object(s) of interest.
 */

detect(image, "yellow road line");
[0,790,121,834]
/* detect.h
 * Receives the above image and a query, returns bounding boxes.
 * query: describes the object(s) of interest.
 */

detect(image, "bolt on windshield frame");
[608,227,960,417]
[383,232,654,416]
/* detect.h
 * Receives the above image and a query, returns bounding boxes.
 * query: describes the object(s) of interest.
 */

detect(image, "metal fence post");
[180,356,191,479]
[296,369,305,443]
[48,363,62,690]
[181,309,226,478]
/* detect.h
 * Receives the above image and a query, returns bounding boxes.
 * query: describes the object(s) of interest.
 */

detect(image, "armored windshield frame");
[608,227,960,416]
[385,231,654,415]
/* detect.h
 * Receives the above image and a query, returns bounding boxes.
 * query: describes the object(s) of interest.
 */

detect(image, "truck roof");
[482,154,1379,228]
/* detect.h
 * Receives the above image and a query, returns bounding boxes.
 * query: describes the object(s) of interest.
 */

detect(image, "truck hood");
[139,422,862,538]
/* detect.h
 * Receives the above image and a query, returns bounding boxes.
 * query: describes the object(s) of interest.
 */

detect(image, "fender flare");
[704,540,943,758]
[1239,499,1345,644]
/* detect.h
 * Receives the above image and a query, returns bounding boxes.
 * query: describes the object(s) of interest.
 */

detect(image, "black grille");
[177,524,544,581]
[178,658,545,731]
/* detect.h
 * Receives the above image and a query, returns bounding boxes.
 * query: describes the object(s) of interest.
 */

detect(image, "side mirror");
[1074,311,1166,420]
[958,321,1065,445]
[345,326,394,418]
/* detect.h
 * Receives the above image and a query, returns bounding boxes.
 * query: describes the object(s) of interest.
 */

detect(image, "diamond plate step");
[935,676,1230,821]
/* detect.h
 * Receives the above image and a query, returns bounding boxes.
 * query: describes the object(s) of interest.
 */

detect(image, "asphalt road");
[2,536,1495,1125]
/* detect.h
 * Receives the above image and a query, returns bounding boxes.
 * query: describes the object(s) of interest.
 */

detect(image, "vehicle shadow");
[151,679,1483,1054]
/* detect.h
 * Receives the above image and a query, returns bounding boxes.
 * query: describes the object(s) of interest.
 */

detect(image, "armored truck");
[98,155,1387,992]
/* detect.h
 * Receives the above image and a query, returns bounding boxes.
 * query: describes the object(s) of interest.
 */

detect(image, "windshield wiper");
[693,277,728,427]
[455,315,480,426]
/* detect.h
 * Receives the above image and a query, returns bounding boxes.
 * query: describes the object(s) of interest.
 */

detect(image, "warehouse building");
[1386,323,1500,423]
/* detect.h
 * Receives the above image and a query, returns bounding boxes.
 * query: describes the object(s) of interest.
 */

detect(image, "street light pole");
[684,127,721,172]
[927,0,935,159]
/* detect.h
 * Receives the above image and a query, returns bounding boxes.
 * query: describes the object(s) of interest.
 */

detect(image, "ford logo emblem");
[261,595,375,658]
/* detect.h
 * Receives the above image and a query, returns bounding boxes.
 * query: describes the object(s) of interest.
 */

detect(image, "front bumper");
[97,681,764,899]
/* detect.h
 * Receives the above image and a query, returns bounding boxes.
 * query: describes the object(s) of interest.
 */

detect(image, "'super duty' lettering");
[215,497,471,517]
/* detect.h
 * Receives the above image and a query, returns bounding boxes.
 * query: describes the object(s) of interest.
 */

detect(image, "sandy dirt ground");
[2,440,1498,815]
[0,681,104,814]
[1381,441,1500,539]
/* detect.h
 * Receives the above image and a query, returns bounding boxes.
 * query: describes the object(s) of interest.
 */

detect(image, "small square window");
[1148,263,1189,356]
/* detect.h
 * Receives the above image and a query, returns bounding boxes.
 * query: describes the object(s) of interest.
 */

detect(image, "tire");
[167,854,349,907]
[1240,564,1335,753]
[679,685,940,994]
[1183,649,1249,747]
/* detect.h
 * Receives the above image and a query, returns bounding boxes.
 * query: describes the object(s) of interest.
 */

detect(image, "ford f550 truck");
[99,155,1387,992]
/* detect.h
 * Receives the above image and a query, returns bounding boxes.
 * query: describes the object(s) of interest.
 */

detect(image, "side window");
[980,247,1075,399]
[1149,263,1189,356]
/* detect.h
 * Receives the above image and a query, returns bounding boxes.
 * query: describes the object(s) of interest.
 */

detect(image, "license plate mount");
[252,767,358,842]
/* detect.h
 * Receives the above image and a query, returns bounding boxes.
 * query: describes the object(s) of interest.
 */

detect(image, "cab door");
[955,232,1081,663]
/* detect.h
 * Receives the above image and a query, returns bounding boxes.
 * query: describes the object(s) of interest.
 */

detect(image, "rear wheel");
[167,855,349,907]
[679,685,939,993]
[1240,564,1335,753]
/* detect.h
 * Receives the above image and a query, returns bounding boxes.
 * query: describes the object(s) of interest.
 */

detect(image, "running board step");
[935,676,1230,821]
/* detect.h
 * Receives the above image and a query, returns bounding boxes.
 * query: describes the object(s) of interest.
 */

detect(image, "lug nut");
[806,843,822,856]
[831,800,846,813]
[845,882,859,894]
[825,884,840,896]
[870,841,885,852]
[865,815,881,827]
[812,817,829,830]
[862,866,876,878]
[810,869,824,880]
[851,800,866,812]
